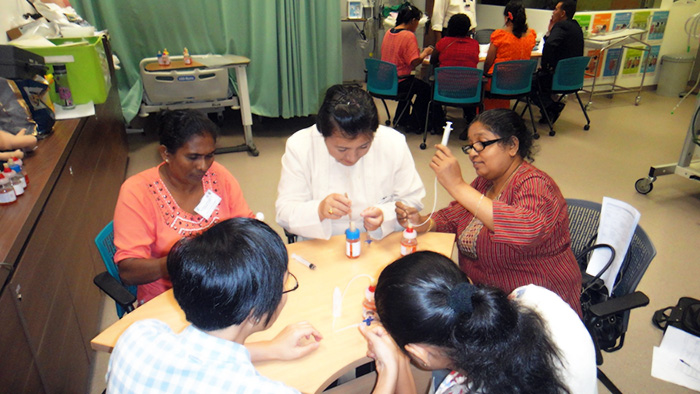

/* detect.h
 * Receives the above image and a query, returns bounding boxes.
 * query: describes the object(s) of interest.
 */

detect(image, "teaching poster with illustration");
[592,13,612,34]
[643,45,661,73]
[622,47,645,75]
[631,11,651,31]
[613,12,632,31]
[573,14,591,38]
[603,48,622,77]
[647,11,669,41]
[585,49,602,78]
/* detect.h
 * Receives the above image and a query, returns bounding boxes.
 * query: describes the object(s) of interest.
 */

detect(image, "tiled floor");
[90,88,700,393]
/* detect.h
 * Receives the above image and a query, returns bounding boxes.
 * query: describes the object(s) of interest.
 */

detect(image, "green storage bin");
[25,36,111,105]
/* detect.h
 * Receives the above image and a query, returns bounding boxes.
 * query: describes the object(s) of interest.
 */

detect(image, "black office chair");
[566,198,656,394]
[474,29,495,45]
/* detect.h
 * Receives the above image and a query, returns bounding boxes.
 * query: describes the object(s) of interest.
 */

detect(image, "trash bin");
[656,54,695,97]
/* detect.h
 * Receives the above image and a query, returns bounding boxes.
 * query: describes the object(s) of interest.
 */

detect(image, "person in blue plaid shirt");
[106,217,323,393]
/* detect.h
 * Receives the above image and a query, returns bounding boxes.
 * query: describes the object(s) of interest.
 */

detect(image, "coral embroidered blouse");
[113,161,253,305]
[487,28,537,74]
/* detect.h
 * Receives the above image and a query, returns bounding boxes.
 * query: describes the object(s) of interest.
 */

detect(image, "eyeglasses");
[461,138,504,154]
[283,271,299,294]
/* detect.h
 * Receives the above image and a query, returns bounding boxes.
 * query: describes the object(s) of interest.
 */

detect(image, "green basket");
[25,36,111,105]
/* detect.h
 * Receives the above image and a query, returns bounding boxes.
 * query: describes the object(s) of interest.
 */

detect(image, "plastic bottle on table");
[0,174,17,205]
[162,48,171,66]
[53,64,75,109]
[9,162,27,190]
[362,285,377,321]
[345,221,361,259]
[400,225,417,256]
[157,50,163,65]
[3,165,24,196]
[11,157,28,186]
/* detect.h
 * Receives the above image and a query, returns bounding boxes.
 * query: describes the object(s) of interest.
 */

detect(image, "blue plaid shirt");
[106,319,299,394]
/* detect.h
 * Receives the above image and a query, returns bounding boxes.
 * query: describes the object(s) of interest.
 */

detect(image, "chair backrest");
[474,29,495,45]
[566,199,657,331]
[365,58,399,97]
[552,56,591,92]
[490,59,538,96]
[433,67,483,105]
[95,221,137,318]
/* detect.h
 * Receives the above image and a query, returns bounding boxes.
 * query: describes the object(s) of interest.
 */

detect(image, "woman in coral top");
[483,1,537,110]
[113,110,253,306]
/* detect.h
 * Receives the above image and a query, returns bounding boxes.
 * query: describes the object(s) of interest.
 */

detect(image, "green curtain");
[71,0,342,122]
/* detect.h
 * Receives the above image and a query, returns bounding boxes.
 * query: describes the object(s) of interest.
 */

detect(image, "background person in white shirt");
[432,0,477,40]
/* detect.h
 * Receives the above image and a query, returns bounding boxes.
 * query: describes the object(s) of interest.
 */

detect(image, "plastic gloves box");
[23,36,111,105]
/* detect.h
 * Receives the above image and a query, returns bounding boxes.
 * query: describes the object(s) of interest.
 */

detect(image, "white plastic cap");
[255,212,265,221]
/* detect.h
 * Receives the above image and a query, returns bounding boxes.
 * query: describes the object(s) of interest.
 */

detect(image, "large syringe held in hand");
[440,121,453,146]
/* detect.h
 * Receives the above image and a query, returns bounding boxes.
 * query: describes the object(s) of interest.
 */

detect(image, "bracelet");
[474,193,485,219]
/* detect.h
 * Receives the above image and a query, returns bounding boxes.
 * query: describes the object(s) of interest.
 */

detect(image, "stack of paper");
[651,326,700,391]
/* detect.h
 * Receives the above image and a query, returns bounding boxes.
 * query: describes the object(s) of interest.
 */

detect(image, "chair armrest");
[589,291,649,318]
[93,271,137,313]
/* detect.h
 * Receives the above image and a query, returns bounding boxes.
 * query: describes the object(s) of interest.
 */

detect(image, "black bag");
[652,297,700,337]
[577,242,625,352]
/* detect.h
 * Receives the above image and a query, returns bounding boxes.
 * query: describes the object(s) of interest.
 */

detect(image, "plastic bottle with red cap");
[400,225,417,256]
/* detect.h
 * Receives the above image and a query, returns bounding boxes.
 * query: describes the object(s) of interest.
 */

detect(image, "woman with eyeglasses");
[276,84,425,241]
[395,108,581,315]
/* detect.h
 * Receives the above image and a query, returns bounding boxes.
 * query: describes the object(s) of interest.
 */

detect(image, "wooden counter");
[0,78,128,392]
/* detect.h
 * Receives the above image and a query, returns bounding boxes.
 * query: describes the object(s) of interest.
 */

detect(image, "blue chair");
[421,66,484,149]
[540,56,592,134]
[486,59,540,139]
[566,198,655,394]
[365,58,412,127]
[93,221,136,318]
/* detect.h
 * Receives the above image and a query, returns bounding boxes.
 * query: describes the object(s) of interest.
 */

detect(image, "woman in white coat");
[276,85,425,241]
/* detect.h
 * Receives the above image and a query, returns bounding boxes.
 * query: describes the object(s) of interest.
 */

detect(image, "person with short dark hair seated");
[106,218,322,393]
[533,0,584,124]
[360,251,597,394]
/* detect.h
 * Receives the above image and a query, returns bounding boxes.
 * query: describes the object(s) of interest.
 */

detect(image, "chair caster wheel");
[420,143,427,150]
[533,133,540,140]
[385,120,391,126]
[549,130,556,136]
[584,124,590,130]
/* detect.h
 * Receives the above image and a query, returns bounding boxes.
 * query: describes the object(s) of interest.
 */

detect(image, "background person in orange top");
[381,5,443,133]
[113,110,254,306]
[483,1,537,110]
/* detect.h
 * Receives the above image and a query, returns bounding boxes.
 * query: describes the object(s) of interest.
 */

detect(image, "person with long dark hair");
[395,109,582,315]
[381,5,443,133]
[361,251,597,393]
[483,1,537,110]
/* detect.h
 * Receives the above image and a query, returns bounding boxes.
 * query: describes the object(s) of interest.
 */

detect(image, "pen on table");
[680,359,700,373]
[291,253,316,270]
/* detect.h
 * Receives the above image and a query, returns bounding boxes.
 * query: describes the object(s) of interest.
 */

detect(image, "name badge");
[194,189,222,220]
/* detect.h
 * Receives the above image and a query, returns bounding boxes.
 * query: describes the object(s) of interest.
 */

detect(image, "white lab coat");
[432,0,477,32]
[276,125,425,241]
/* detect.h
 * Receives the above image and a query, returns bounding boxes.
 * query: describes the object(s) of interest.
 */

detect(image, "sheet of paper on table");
[54,101,95,120]
[651,326,700,391]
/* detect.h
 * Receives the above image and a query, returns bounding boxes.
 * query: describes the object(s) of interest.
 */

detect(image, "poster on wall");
[643,45,661,73]
[622,47,645,75]
[647,11,669,41]
[592,13,612,35]
[585,49,603,78]
[603,48,623,77]
[573,14,592,38]
[631,11,651,31]
[612,12,632,31]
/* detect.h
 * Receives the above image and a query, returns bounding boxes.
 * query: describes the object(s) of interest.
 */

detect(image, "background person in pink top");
[381,5,443,134]
[113,110,254,306]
